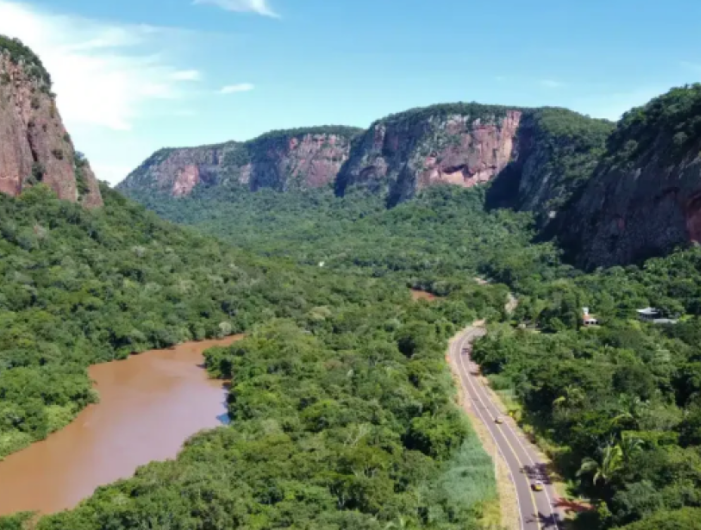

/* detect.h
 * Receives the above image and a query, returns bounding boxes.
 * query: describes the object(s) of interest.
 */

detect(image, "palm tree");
[553,385,585,408]
[618,433,644,464]
[612,395,648,429]
[577,443,623,485]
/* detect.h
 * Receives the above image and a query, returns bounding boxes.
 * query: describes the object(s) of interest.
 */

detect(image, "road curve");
[449,325,564,530]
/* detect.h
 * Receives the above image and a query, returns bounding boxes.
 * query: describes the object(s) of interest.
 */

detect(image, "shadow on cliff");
[484,160,586,266]
[484,161,523,211]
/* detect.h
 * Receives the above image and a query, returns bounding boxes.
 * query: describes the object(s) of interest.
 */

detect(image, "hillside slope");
[0,184,280,458]
[0,36,101,207]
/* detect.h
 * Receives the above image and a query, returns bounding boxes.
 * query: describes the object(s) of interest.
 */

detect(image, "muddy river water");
[0,335,243,516]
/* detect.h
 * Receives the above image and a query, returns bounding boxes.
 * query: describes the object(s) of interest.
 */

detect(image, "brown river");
[0,335,243,516]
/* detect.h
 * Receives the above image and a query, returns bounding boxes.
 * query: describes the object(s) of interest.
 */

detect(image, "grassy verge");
[447,331,519,530]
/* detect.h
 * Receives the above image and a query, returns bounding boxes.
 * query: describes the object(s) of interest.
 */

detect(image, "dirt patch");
[410,289,438,301]
[555,497,595,516]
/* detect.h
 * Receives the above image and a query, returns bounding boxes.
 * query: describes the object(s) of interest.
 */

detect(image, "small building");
[637,307,678,325]
[582,307,599,326]
[637,307,660,321]
[652,318,678,325]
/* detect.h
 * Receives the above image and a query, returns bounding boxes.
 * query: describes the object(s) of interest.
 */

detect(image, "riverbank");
[0,335,243,516]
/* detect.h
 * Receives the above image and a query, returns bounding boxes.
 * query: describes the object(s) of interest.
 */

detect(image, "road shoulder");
[447,326,520,530]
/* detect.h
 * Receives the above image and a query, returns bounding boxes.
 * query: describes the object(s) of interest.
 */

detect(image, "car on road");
[532,480,544,492]
[494,416,504,424]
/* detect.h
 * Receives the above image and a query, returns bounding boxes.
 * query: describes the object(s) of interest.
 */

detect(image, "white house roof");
[637,307,659,315]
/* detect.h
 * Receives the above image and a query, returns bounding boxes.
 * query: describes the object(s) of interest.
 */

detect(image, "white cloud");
[0,1,200,131]
[193,0,279,18]
[171,69,202,81]
[220,83,255,94]
[540,79,565,89]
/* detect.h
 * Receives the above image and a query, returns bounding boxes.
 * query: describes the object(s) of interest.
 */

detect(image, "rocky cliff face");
[118,127,362,198]
[336,103,611,215]
[557,85,701,268]
[336,105,523,206]
[120,102,609,222]
[0,37,102,207]
[488,108,613,223]
[118,142,238,198]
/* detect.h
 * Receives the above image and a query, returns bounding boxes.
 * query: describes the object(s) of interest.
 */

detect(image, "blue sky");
[0,0,699,184]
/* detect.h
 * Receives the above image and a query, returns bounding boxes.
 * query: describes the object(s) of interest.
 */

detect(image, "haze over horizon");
[0,0,699,185]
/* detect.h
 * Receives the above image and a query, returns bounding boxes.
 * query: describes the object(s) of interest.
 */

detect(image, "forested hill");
[121,84,701,270]
[557,84,701,268]
[0,183,275,458]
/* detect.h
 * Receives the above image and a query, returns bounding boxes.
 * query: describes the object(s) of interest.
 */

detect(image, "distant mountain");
[117,126,362,198]
[0,36,102,207]
[118,80,701,270]
[118,103,611,225]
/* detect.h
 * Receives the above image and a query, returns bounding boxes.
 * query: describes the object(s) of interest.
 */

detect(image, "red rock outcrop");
[336,107,524,205]
[120,102,609,225]
[418,112,521,188]
[248,132,356,191]
[0,40,102,207]
[172,165,201,197]
[118,127,361,197]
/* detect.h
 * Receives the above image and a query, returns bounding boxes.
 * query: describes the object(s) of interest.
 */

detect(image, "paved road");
[449,325,564,530]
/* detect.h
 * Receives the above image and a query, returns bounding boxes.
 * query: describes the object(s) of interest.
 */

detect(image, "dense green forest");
[0,183,293,458]
[127,184,563,295]
[472,247,701,529]
[33,289,510,529]
[118,182,701,529]
[0,183,517,529]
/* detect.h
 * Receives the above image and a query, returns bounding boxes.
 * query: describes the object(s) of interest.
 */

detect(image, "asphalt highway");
[449,325,564,530]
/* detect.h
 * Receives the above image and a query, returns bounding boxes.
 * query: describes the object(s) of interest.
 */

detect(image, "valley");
[1,24,701,530]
